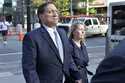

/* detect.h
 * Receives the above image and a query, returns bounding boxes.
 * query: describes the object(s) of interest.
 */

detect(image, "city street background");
[0,0,124,83]
[0,35,105,83]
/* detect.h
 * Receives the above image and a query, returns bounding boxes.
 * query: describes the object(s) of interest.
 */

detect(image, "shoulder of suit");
[57,28,67,35]
[25,28,42,37]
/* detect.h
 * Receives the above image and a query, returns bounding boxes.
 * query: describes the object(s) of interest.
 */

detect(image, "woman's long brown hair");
[69,23,86,43]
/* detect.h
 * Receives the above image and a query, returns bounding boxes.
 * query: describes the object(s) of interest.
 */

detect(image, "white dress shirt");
[43,24,64,62]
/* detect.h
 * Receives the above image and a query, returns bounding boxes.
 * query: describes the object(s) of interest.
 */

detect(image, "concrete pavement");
[0,35,105,83]
[0,35,25,83]
[0,74,25,83]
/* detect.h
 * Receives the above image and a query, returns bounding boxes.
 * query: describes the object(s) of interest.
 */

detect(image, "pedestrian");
[0,16,8,45]
[4,19,13,35]
[91,39,125,83]
[68,23,90,83]
[22,2,82,83]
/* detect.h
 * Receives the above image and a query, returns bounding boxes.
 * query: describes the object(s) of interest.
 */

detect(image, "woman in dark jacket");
[69,23,89,83]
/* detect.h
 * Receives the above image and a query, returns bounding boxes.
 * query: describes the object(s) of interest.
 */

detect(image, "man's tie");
[54,30,65,83]
[54,30,64,62]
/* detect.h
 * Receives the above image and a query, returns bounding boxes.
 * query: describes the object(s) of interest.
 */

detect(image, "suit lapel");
[40,26,63,64]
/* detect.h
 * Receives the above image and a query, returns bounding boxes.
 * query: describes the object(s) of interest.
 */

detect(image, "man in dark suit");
[91,39,125,83]
[22,2,81,83]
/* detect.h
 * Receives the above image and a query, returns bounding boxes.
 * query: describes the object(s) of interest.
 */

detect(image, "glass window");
[93,19,98,25]
[112,5,125,35]
[84,19,91,26]
[60,18,71,24]
[72,18,84,24]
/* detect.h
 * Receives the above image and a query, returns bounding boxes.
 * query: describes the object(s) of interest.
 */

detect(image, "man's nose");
[53,11,58,15]
[53,12,58,17]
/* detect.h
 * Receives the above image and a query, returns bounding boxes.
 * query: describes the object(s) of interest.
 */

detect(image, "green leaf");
[32,0,43,8]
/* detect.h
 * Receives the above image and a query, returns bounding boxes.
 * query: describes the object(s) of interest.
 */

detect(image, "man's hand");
[75,79,82,83]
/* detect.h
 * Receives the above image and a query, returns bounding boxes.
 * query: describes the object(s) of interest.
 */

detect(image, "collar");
[72,39,81,48]
[43,24,57,32]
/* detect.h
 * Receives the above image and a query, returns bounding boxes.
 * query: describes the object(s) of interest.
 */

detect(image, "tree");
[31,0,70,16]
[78,0,96,15]
[53,0,70,16]
[32,0,43,8]
[80,0,95,2]
[30,0,97,16]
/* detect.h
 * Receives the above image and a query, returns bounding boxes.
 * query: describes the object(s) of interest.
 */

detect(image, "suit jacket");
[91,39,125,83]
[69,39,89,67]
[22,26,81,83]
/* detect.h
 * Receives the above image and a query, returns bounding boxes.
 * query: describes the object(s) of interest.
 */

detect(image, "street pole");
[2,4,4,16]
[86,0,89,15]
[22,0,24,28]
[70,0,73,16]
[26,0,31,32]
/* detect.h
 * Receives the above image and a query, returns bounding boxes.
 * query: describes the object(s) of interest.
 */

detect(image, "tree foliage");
[53,0,70,16]
[32,0,43,8]
[78,0,96,14]
[31,0,70,16]
[31,0,96,15]
[80,0,95,2]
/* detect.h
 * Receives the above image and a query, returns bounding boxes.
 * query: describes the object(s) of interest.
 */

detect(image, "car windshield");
[59,18,71,23]
[72,18,85,24]
[59,18,85,24]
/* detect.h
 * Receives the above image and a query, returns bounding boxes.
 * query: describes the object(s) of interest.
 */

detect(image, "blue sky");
[0,0,4,4]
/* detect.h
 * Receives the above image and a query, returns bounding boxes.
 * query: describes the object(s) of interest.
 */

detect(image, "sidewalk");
[0,35,26,83]
[0,36,22,51]
[0,35,101,83]
[0,74,25,83]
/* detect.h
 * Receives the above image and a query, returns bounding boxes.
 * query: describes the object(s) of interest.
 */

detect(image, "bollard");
[16,24,24,41]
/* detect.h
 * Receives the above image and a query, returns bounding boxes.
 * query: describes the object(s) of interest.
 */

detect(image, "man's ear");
[38,14,42,19]
[38,14,43,23]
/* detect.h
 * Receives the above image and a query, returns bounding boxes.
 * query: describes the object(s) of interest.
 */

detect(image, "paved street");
[0,35,24,83]
[0,35,105,83]
[86,37,105,81]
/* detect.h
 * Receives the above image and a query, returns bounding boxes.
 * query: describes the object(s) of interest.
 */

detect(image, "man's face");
[40,4,59,27]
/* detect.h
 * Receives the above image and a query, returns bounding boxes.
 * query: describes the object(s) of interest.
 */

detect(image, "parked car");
[57,16,108,36]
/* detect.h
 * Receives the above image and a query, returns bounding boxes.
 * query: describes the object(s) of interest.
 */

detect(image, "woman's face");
[73,24,85,40]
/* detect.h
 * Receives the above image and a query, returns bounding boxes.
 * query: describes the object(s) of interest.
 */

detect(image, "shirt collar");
[43,24,57,32]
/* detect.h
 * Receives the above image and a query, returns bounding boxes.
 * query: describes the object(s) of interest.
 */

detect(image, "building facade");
[89,0,107,15]
[72,0,107,16]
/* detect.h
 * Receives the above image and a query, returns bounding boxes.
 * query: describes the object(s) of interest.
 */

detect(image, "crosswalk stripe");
[0,72,13,77]
[0,52,22,56]
[87,45,105,48]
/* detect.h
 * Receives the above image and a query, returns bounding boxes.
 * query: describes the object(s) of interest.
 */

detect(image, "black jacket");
[91,39,125,83]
